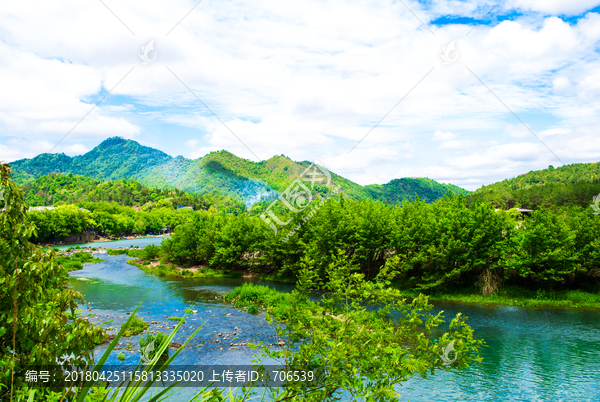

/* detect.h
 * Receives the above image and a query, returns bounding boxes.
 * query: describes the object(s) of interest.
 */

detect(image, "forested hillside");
[20,172,248,213]
[487,163,600,189]
[22,173,211,209]
[366,177,469,203]
[467,162,600,209]
[10,137,467,206]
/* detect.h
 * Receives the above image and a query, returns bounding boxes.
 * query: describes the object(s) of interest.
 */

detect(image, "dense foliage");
[467,162,600,209]
[0,163,105,400]
[485,162,600,189]
[227,255,484,401]
[26,201,200,243]
[467,179,600,210]
[155,194,600,295]
[22,173,213,210]
[366,177,469,203]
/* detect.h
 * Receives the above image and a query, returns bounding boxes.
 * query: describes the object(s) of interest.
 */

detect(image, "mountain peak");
[98,136,128,147]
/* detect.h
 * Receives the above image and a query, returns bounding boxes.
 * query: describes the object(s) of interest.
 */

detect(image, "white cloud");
[507,0,600,16]
[438,140,465,150]
[505,123,530,139]
[0,0,599,189]
[0,138,89,162]
[432,130,459,142]
[552,77,572,95]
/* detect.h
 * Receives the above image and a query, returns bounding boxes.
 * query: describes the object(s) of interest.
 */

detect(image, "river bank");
[40,233,171,248]
[402,285,600,309]
[127,254,600,308]
[126,257,245,279]
[56,250,105,271]
[58,240,600,310]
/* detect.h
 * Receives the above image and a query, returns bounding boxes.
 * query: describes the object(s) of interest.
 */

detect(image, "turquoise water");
[53,236,170,250]
[70,252,600,401]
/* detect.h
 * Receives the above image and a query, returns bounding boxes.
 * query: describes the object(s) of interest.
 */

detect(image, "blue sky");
[1,0,600,190]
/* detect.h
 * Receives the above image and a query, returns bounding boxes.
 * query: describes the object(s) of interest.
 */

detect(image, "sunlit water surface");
[69,245,600,401]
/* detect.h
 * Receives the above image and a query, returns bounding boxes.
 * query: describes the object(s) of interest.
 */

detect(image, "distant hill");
[467,162,600,209]
[480,163,600,190]
[9,137,468,207]
[20,172,248,212]
[365,177,469,204]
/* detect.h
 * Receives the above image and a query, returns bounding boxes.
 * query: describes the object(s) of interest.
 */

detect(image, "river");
[68,240,600,401]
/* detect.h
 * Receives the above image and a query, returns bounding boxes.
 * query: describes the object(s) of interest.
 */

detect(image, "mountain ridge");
[466,162,600,209]
[9,137,469,206]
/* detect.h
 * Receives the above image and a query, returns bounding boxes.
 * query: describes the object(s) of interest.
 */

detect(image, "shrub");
[143,244,161,260]
[122,314,149,337]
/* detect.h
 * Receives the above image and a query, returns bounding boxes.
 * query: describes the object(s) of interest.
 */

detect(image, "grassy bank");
[125,256,243,278]
[55,251,104,271]
[224,282,306,318]
[401,285,600,309]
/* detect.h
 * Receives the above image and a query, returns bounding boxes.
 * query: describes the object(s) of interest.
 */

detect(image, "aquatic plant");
[122,314,149,337]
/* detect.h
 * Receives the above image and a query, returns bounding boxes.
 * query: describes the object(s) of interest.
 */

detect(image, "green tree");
[0,163,105,400]
[505,209,578,284]
[253,251,484,401]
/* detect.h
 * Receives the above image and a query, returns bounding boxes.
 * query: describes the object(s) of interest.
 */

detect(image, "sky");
[1,0,600,190]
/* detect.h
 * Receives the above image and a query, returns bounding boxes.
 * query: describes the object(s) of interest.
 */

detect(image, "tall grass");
[413,285,600,308]
[224,283,308,319]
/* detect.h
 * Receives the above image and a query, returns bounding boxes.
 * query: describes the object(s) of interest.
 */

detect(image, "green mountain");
[479,163,600,190]
[20,172,242,211]
[9,137,468,206]
[365,177,469,203]
[466,162,600,209]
